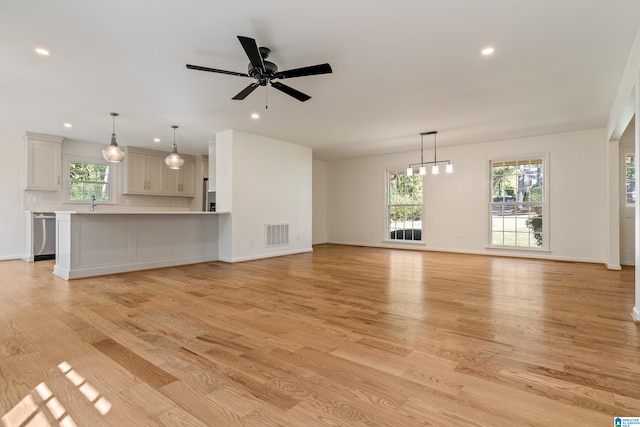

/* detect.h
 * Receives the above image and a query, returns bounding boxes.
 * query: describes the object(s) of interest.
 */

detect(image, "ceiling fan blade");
[186,64,249,77]
[237,36,265,72]
[232,82,260,100]
[274,63,332,79]
[271,81,311,102]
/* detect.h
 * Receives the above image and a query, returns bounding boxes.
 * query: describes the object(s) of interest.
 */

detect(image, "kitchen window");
[65,156,116,203]
[387,168,423,241]
[625,153,635,207]
[489,156,547,250]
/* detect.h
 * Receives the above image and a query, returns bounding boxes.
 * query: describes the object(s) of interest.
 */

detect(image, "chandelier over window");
[406,131,452,176]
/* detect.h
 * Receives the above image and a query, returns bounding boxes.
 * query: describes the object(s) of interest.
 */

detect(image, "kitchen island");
[54,211,226,279]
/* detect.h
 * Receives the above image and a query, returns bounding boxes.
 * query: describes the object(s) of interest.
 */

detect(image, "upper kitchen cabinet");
[123,146,196,197]
[164,157,196,197]
[24,132,63,191]
[122,147,165,195]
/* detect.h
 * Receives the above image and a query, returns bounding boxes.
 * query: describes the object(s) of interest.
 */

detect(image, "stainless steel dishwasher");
[33,212,56,261]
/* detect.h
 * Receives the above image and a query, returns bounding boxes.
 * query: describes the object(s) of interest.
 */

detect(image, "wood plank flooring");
[1,244,639,426]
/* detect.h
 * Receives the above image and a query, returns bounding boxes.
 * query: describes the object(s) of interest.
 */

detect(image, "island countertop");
[54,210,228,215]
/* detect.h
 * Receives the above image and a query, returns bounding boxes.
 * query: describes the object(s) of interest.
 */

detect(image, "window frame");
[384,167,425,244]
[63,154,118,205]
[487,154,549,252]
[624,151,635,207]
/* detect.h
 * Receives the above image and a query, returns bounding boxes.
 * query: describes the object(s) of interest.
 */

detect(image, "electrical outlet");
[456,235,461,242]
[250,239,254,247]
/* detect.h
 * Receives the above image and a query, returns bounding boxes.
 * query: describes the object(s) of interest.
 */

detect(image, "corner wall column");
[607,138,621,270]
[634,71,640,322]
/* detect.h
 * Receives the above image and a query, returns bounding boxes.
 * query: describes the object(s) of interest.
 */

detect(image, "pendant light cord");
[433,133,437,163]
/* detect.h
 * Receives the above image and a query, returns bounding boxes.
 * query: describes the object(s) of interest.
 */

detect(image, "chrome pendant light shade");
[102,112,126,163]
[165,125,185,169]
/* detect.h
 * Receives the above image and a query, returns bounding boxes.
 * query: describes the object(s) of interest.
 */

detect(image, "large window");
[387,169,423,241]
[65,157,114,203]
[626,153,635,207]
[490,157,545,249]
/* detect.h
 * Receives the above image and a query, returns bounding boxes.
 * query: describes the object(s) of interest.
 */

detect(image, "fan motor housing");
[248,60,278,83]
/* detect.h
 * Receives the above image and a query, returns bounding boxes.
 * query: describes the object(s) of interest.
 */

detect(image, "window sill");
[382,239,427,246]
[485,245,550,254]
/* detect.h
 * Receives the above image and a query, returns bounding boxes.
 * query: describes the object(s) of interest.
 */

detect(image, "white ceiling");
[2,1,639,160]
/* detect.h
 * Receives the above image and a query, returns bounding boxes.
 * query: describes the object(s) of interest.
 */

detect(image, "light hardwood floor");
[0,244,639,426]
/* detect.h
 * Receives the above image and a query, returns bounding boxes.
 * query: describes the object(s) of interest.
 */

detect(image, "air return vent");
[265,224,289,247]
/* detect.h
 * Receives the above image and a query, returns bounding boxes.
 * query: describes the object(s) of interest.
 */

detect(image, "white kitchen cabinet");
[122,147,165,195]
[208,140,216,191]
[164,158,196,197]
[24,132,63,190]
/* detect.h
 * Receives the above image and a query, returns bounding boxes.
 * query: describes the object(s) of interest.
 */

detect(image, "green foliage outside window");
[490,159,544,248]
[388,170,423,240]
[626,154,635,207]
[69,161,111,202]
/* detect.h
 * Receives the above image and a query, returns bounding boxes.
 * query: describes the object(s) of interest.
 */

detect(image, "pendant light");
[165,125,185,169]
[102,112,126,163]
[406,131,453,176]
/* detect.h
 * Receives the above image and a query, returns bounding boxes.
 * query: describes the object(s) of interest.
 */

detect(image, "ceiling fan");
[186,36,332,102]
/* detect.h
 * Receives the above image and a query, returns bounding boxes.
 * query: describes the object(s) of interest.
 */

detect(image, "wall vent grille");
[265,224,289,247]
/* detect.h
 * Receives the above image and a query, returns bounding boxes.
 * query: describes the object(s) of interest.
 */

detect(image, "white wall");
[312,159,328,244]
[0,132,28,260]
[325,128,608,264]
[216,130,313,262]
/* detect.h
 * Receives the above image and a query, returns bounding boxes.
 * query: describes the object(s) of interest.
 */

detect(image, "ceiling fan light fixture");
[102,112,126,163]
[186,35,332,104]
[165,125,185,170]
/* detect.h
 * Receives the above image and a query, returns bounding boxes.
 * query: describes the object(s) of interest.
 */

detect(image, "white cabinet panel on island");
[54,211,226,279]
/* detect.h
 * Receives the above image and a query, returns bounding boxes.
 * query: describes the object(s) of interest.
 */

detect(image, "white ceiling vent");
[265,224,289,247]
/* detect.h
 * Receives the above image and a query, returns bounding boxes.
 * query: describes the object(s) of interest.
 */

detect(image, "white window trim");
[487,153,549,252]
[63,154,118,205]
[384,166,426,244]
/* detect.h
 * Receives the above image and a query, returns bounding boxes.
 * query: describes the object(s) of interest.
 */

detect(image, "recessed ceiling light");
[482,47,495,56]
[35,48,50,56]
[153,138,161,142]
[63,123,72,128]
[251,113,260,120]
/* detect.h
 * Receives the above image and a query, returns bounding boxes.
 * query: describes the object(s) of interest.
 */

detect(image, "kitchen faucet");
[90,195,96,211]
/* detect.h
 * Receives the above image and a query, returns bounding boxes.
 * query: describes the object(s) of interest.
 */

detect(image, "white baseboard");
[632,307,640,323]
[54,255,220,280]
[606,263,622,270]
[325,240,606,265]
[0,255,27,261]
[222,247,313,263]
